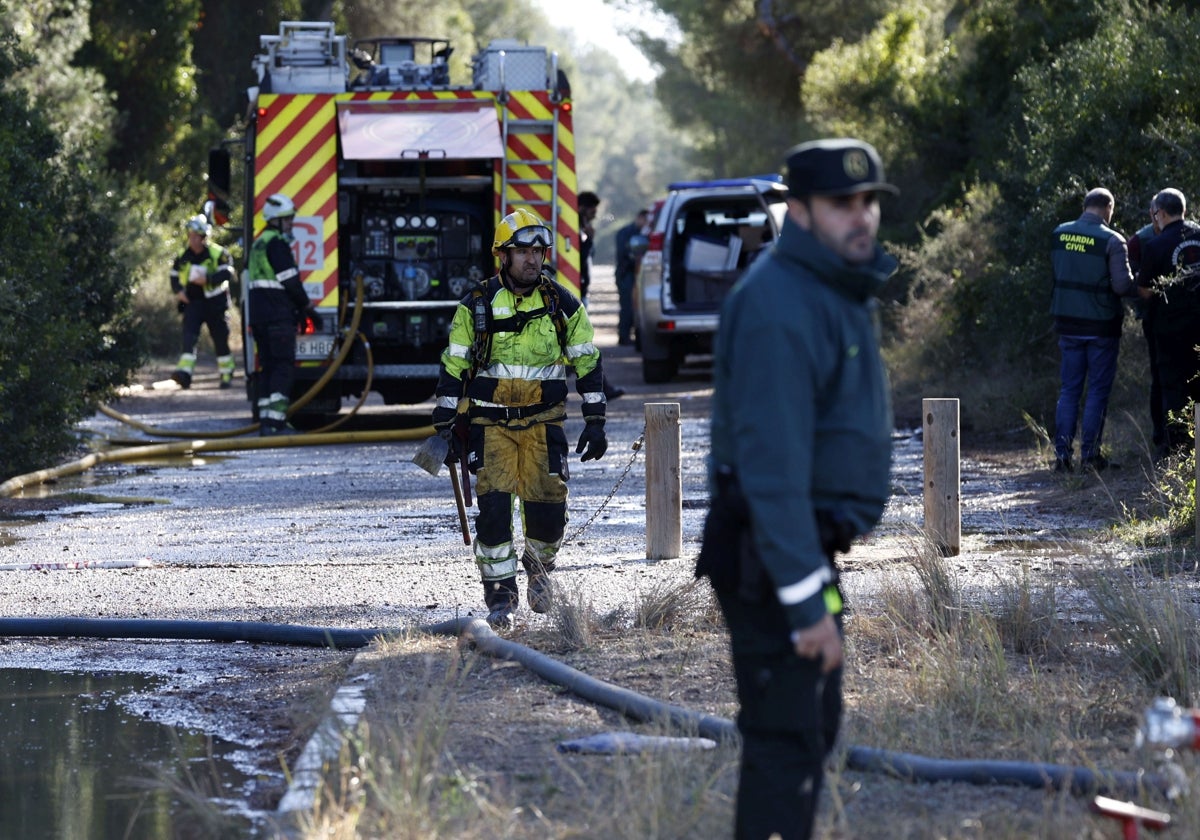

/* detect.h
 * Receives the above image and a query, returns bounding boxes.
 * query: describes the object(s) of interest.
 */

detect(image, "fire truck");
[209,20,581,418]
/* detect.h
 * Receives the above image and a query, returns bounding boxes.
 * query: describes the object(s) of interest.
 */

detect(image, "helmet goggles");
[504,224,553,249]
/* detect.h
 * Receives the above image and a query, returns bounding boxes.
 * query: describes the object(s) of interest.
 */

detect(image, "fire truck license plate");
[295,337,334,359]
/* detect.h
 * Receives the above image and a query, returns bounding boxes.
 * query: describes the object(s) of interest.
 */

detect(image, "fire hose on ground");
[98,270,372,442]
[0,614,1175,801]
[0,272,443,498]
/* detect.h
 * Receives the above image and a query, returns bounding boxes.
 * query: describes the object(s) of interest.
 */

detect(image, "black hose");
[0,615,1172,797]
[453,617,737,742]
[0,617,387,649]
[844,746,1170,798]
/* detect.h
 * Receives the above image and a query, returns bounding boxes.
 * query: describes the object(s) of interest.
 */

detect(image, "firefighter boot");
[217,355,235,389]
[483,577,519,630]
[171,353,196,389]
[258,393,293,436]
[522,555,555,614]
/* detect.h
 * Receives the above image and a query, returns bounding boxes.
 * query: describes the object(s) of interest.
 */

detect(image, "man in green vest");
[170,214,236,389]
[246,194,318,435]
[1049,188,1133,472]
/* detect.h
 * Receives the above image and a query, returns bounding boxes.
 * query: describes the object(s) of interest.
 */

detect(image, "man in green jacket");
[170,214,236,389]
[432,208,608,629]
[698,138,897,840]
[1049,188,1132,471]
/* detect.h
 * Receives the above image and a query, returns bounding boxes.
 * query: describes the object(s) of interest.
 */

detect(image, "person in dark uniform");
[1126,198,1164,457]
[614,208,649,345]
[1136,187,1200,456]
[577,190,600,306]
[697,138,897,840]
[245,193,319,435]
[576,190,625,399]
[170,214,237,389]
[1049,188,1133,472]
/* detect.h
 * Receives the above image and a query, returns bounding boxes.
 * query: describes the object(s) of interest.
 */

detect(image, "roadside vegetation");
[273,539,1200,838]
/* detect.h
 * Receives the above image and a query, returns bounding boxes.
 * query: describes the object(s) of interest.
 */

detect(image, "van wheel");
[642,357,677,384]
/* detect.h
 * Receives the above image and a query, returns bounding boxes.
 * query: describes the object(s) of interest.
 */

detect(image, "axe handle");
[449,465,471,545]
[459,456,473,507]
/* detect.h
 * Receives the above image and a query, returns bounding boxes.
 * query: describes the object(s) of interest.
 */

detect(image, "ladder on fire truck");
[496,66,563,247]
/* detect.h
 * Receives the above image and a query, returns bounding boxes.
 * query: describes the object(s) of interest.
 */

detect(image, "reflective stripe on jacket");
[435,274,605,423]
[247,228,309,325]
[171,243,234,297]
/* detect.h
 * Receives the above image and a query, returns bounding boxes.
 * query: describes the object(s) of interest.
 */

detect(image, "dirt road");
[0,266,1147,831]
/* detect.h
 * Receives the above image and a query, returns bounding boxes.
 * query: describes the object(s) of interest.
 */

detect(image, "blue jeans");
[1054,335,1119,461]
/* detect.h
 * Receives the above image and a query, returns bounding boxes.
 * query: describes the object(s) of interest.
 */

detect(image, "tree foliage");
[0,2,144,475]
[631,0,890,176]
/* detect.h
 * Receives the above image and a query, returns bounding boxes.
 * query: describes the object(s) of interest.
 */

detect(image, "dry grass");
[281,461,1200,838]
[1076,561,1200,704]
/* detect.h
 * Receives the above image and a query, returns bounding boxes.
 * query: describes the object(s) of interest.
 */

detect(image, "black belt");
[470,404,558,421]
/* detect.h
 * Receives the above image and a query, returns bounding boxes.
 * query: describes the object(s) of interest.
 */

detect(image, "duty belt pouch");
[696,470,765,598]
[695,489,742,593]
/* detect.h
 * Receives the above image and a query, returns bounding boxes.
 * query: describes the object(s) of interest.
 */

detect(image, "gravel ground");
[0,268,1153,834]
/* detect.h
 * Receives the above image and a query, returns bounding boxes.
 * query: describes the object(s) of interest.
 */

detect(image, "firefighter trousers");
[181,294,232,357]
[470,419,569,583]
[250,319,296,426]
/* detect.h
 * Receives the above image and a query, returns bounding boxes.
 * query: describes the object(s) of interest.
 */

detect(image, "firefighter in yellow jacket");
[432,209,609,629]
[170,214,237,389]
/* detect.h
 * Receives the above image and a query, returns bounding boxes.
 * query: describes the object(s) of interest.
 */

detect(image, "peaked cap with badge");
[785,138,899,197]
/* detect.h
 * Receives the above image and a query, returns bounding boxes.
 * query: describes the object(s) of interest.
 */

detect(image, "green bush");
[0,38,144,477]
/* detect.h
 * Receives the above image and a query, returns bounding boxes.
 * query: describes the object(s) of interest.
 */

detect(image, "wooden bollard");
[923,398,961,556]
[645,402,682,559]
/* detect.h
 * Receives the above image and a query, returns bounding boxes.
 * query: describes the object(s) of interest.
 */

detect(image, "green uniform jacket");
[710,214,895,632]
[247,229,309,326]
[1049,213,1125,337]
[170,243,234,299]
[434,274,606,422]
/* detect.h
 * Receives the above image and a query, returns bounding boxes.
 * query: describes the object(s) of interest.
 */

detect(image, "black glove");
[306,308,323,331]
[176,301,187,314]
[438,427,461,466]
[575,418,607,462]
[432,406,462,466]
[432,405,456,431]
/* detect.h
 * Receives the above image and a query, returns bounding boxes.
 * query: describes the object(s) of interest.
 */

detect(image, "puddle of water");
[0,669,257,838]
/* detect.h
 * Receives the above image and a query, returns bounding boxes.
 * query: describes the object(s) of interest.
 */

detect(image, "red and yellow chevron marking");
[498,90,580,294]
[254,94,340,306]
[253,87,581,302]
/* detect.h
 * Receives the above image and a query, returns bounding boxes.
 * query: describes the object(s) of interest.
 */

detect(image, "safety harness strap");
[468,278,569,378]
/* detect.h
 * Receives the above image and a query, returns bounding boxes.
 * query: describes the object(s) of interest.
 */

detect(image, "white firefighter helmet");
[185,214,211,237]
[262,193,296,222]
[492,208,553,257]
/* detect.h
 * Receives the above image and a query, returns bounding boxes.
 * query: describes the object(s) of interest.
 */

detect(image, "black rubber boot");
[483,577,519,630]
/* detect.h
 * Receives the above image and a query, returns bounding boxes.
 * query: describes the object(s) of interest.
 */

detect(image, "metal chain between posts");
[564,425,646,544]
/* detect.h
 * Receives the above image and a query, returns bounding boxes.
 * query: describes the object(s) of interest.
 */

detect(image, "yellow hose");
[99,272,371,440]
[0,425,436,497]
[5,275,448,496]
